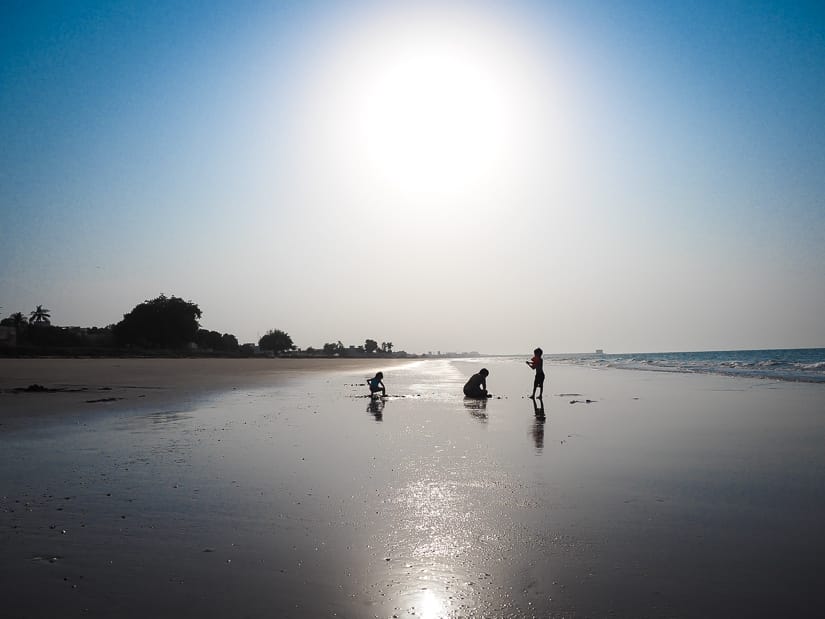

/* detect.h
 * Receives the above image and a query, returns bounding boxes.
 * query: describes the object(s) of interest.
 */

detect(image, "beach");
[1,357,824,618]
[0,358,412,429]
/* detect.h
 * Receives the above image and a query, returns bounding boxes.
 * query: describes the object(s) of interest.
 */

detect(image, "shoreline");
[0,357,414,430]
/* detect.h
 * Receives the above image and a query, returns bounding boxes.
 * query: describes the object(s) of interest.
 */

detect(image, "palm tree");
[29,305,51,325]
[10,312,26,328]
[386,342,393,354]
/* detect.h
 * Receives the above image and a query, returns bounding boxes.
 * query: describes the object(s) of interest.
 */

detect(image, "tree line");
[1,294,402,357]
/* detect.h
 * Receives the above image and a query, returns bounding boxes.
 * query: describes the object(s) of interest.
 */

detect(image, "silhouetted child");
[463,368,491,399]
[367,371,386,398]
[526,347,545,399]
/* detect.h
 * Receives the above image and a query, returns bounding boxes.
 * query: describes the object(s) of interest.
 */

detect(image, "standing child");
[526,347,545,399]
[367,371,386,398]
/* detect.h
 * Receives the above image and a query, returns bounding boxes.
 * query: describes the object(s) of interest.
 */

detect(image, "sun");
[353,34,514,198]
[303,6,546,204]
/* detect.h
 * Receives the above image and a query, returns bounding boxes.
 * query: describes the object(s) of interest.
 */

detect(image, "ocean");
[544,347,825,383]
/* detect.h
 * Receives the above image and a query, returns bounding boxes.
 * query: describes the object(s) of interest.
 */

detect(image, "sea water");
[541,348,825,383]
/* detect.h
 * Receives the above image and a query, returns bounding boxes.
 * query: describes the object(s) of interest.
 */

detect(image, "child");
[463,368,491,399]
[526,347,545,399]
[367,371,386,398]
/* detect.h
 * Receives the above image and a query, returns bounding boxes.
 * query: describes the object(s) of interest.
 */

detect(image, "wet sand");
[1,357,824,618]
[0,358,409,429]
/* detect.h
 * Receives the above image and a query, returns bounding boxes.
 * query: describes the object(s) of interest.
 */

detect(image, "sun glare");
[418,588,445,619]
[355,37,513,197]
[305,6,548,204]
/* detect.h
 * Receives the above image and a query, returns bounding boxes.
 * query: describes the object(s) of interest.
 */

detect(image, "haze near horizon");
[1,1,823,354]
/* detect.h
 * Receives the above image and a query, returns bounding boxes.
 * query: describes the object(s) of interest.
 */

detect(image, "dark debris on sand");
[10,384,88,393]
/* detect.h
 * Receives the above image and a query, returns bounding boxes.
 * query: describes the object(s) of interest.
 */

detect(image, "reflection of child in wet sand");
[463,368,491,399]
[526,347,545,399]
[367,372,386,398]
[531,397,546,450]
[367,397,384,420]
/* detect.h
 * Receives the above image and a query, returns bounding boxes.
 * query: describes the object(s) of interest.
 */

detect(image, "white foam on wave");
[550,349,825,383]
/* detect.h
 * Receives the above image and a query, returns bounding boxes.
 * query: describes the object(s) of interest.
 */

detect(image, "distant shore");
[0,347,421,359]
[0,357,414,429]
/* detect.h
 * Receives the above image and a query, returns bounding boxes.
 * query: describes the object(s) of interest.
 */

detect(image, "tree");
[365,339,379,354]
[385,341,393,354]
[29,305,51,325]
[196,329,239,352]
[259,329,293,353]
[196,329,224,351]
[0,312,26,328]
[114,294,202,348]
[221,333,239,351]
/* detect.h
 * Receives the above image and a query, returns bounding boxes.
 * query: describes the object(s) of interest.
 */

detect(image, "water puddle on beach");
[2,359,824,617]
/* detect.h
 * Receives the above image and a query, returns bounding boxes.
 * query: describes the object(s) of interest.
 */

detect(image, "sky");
[1,0,824,354]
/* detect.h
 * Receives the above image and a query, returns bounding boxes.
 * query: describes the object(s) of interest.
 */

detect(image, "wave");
[545,349,825,383]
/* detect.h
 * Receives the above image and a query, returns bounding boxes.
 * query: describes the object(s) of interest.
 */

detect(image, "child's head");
[480,368,489,377]
[375,371,383,379]
[534,348,543,356]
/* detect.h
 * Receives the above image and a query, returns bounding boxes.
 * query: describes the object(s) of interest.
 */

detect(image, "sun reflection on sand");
[373,467,514,617]
[394,359,465,399]
[400,480,472,558]
[357,361,528,616]
[418,589,445,619]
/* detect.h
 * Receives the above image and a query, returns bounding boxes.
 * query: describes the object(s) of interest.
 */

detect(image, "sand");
[0,358,407,429]
[1,357,824,618]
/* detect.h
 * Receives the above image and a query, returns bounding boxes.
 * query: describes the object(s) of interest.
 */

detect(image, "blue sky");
[1,1,824,353]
